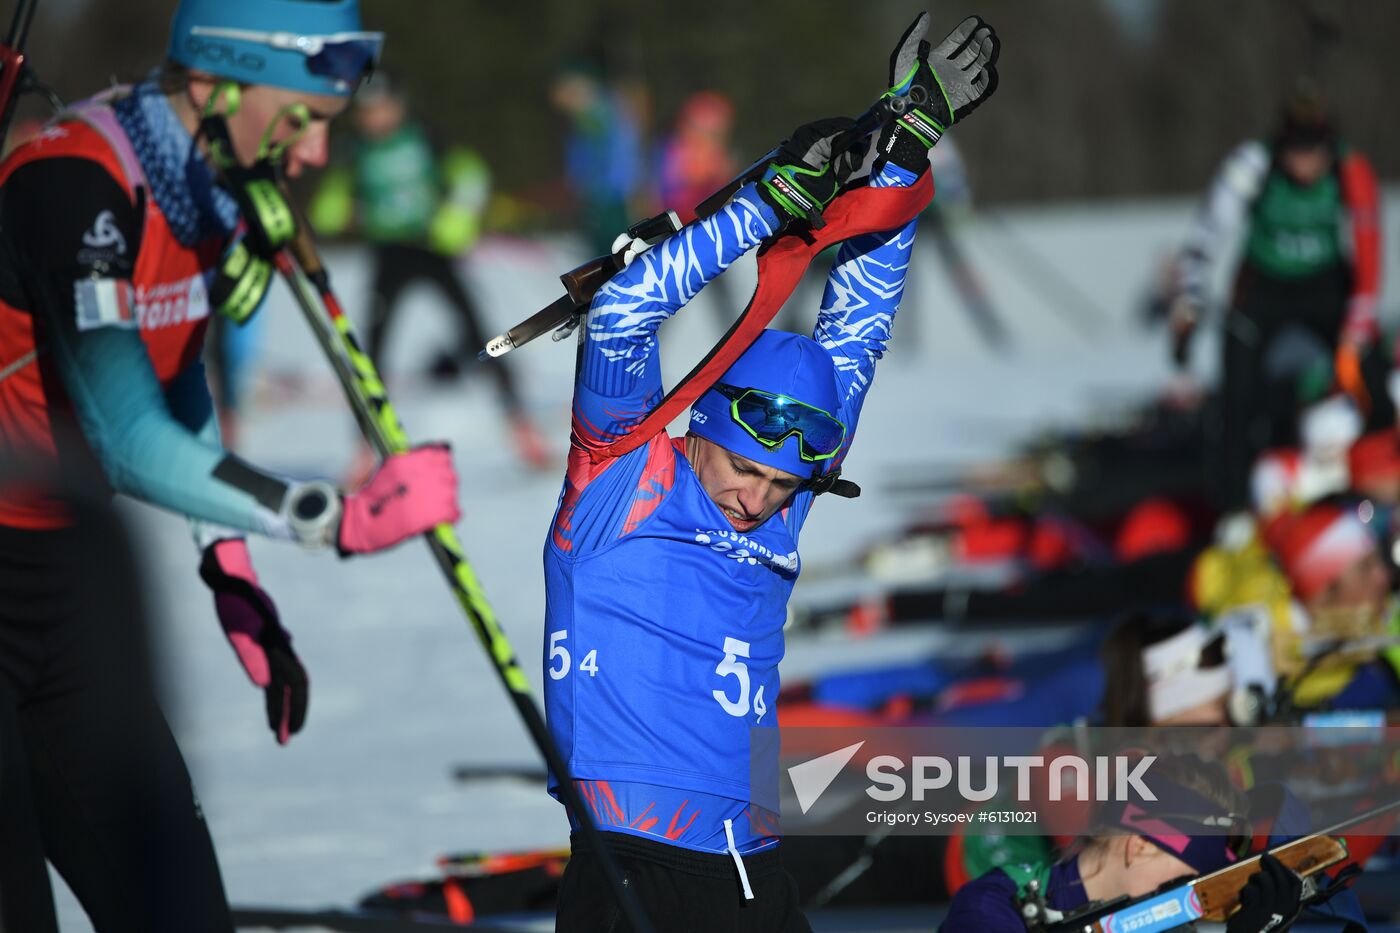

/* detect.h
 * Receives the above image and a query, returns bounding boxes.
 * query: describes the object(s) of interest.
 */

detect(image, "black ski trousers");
[556,831,812,933]
[0,520,233,933]
[1217,262,1392,511]
[366,242,521,410]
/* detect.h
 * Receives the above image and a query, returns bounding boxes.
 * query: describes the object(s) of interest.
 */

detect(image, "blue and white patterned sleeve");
[814,162,920,445]
[573,184,779,448]
[556,185,781,556]
[783,162,921,538]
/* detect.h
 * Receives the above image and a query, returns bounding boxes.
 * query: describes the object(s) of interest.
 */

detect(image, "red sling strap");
[592,169,934,461]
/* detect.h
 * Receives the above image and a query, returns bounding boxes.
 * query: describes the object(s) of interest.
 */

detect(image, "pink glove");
[338,444,461,555]
[199,539,308,745]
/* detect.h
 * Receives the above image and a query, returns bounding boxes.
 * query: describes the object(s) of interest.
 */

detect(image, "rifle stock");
[479,213,679,359]
[1035,798,1400,933]
[1193,834,1347,921]
[560,253,622,307]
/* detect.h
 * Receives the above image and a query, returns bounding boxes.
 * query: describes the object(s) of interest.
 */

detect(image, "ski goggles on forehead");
[191,27,384,90]
[713,384,847,462]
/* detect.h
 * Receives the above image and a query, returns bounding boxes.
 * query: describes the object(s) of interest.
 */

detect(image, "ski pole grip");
[288,227,321,274]
[278,183,336,291]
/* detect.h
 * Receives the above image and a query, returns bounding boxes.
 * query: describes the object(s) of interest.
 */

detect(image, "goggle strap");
[805,467,860,498]
[201,81,241,121]
[259,103,311,162]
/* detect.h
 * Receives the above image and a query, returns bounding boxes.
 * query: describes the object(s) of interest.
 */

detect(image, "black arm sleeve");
[0,156,144,315]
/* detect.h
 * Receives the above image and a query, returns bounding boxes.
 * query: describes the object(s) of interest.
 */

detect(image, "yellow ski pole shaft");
[272,229,655,933]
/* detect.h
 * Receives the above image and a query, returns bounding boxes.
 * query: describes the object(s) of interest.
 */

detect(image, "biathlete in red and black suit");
[0,1,460,929]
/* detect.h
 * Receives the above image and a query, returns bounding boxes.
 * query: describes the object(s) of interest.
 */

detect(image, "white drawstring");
[723,818,754,901]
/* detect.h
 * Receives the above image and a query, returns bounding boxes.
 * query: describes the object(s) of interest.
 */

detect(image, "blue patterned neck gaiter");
[111,80,240,248]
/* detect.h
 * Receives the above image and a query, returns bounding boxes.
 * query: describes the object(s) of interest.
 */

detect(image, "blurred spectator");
[656,90,737,223]
[1100,612,1233,727]
[1169,83,1387,510]
[1350,427,1400,507]
[310,74,548,473]
[943,757,1258,933]
[1249,394,1362,518]
[1264,502,1400,709]
[656,91,742,333]
[549,59,646,255]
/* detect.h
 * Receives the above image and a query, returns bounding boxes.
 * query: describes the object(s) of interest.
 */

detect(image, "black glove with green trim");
[878,14,1000,174]
[757,116,867,229]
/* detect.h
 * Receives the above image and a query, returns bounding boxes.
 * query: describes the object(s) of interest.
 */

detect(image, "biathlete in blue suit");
[542,16,1000,932]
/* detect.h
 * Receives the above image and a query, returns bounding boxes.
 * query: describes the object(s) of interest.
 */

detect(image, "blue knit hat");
[168,0,382,97]
[689,330,843,478]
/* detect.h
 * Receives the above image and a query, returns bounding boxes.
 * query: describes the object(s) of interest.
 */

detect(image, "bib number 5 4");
[712,636,767,722]
[548,630,598,680]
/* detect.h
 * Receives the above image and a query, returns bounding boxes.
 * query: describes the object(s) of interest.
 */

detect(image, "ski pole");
[272,226,656,933]
[0,0,39,148]
[806,824,894,908]
[981,208,1115,341]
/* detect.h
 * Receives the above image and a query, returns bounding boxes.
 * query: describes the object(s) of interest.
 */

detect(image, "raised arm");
[811,9,1000,443]
[572,185,779,450]
[814,160,921,448]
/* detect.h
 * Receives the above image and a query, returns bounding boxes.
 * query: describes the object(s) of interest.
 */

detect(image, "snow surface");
[52,190,1400,929]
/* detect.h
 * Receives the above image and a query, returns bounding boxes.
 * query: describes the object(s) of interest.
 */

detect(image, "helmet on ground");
[689,330,846,479]
[167,0,383,97]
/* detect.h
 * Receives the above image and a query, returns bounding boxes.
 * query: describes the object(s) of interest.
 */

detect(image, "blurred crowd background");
[15,0,1400,210]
